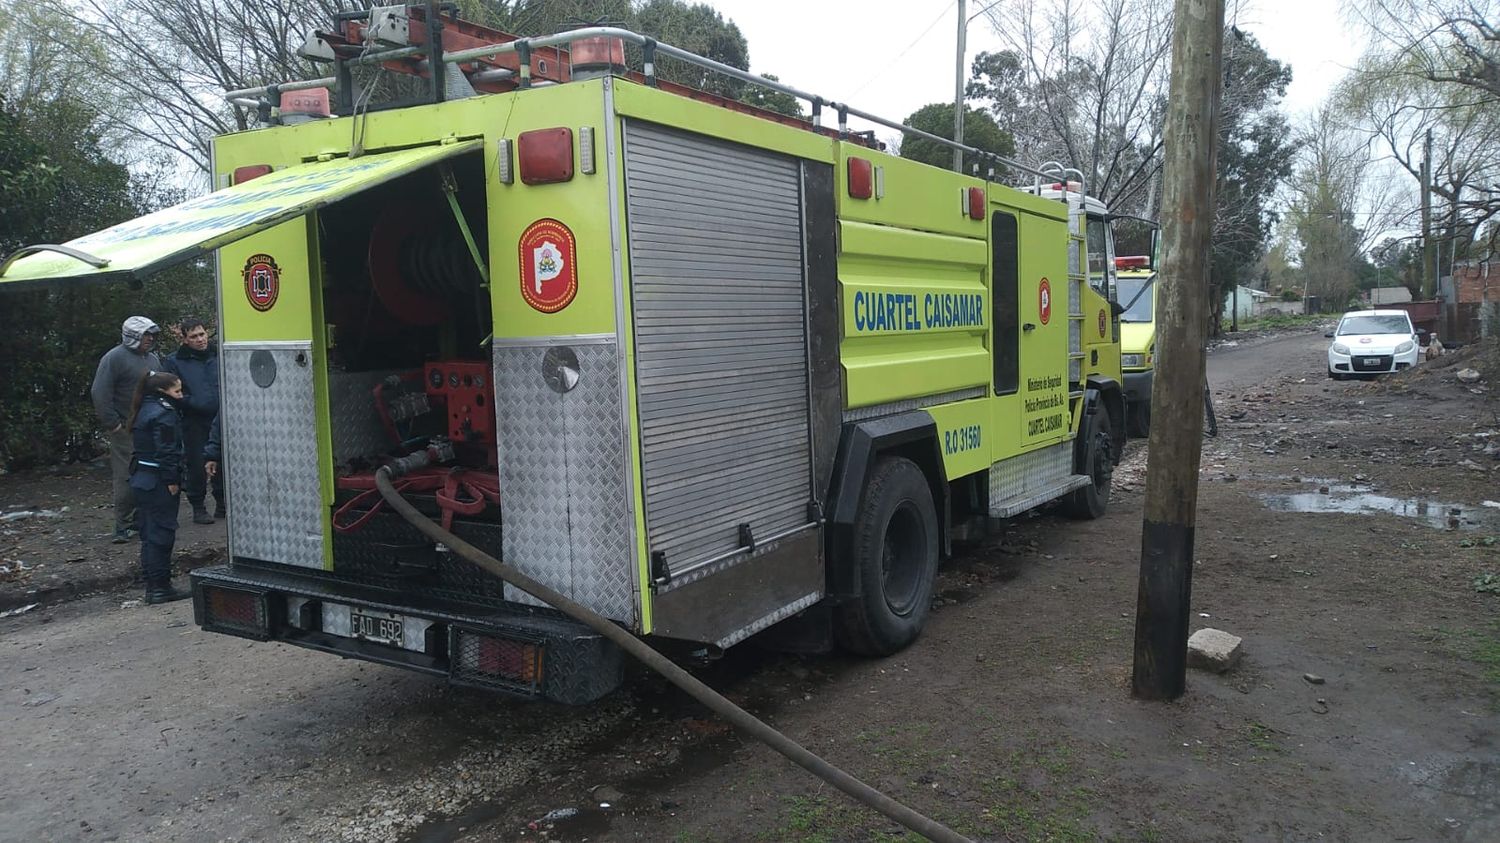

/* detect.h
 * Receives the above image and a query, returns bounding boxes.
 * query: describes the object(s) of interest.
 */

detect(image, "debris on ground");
[1186,628,1244,673]
[0,602,39,618]
[1455,368,1482,384]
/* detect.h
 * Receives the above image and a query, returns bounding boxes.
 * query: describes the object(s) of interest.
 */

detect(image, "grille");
[1352,355,1393,372]
[202,586,268,636]
[451,627,544,694]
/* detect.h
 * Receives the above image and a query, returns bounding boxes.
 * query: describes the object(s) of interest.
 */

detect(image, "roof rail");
[225,23,1066,186]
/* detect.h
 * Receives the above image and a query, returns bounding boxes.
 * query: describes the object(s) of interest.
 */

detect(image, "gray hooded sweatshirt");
[91,316,163,429]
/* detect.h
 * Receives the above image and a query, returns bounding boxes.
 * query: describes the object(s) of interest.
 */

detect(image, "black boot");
[145,579,190,604]
[191,501,214,525]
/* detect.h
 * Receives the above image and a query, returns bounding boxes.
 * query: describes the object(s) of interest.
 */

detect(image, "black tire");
[1063,405,1114,520]
[833,456,940,656]
[1127,398,1151,438]
[1328,368,1346,381]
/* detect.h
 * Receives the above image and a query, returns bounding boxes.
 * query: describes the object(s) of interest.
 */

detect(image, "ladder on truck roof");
[225,4,1083,193]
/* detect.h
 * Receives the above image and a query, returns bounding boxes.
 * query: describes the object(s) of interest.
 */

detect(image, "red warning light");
[847,157,873,199]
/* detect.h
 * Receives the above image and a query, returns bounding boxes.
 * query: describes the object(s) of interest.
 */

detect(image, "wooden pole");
[1132,0,1226,701]
[1422,130,1434,299]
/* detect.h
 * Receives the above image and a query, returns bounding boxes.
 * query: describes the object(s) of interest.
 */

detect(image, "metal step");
[991,473,1091,518]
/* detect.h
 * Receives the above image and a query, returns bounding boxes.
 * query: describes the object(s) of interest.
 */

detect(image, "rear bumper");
[190,564,624,704]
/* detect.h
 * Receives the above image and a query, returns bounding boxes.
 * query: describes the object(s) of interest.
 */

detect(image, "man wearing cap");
[91,316,163,543]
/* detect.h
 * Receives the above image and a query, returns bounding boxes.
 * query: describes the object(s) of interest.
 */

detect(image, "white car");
[1326,309,1420,379]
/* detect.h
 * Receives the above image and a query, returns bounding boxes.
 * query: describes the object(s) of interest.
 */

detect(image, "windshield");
[1117,276,1155,322]
[1337,315,1411,336]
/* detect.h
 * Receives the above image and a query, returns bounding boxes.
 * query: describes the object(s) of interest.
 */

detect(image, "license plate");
[1361,359,1382,368]
[350,610,404,647]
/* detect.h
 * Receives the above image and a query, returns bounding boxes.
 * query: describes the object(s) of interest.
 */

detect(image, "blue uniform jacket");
[163,344,219,419]
[130,397,185,489]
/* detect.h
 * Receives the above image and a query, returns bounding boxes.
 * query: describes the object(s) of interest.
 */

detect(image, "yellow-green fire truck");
[0,8,1125,703]
[1115,256,1157,436]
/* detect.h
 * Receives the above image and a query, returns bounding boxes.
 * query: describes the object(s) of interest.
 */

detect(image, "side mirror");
[1110,300,1126,316]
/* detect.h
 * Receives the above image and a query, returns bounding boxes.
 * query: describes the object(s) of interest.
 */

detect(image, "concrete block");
[1187,628,1243,673]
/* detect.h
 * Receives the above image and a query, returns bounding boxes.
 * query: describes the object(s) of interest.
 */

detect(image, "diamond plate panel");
[988,441,1074,515]
[328,368,401,465]
[223,345,324,568]
[494,342,635,623]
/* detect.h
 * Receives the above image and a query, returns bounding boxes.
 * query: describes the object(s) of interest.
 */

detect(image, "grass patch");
[1243,722,1283,757]
[1229,313,1328,331]
[1424,624,1500,696]
[760,794,869,843]
[975,740,1101,842]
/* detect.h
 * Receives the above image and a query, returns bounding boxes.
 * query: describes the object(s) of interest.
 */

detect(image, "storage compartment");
[312,152,507,602]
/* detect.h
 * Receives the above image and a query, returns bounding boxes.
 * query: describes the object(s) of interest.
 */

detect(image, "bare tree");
[1351,0,1500,100]
[55,0,353,173]
[975,0,1175,214]
[1342,0,1500,239]
[1286,107,1406,307]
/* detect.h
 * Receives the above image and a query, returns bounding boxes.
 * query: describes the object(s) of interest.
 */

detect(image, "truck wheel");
[1064,406,1114,520]
[834,456,939,656]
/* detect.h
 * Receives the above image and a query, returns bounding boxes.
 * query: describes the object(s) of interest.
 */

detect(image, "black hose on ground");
[375,466,973,843]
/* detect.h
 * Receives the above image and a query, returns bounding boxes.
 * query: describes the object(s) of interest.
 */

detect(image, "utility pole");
[953,0,967,172]
[1422,129,1434,299]
[1132,0,1226,701]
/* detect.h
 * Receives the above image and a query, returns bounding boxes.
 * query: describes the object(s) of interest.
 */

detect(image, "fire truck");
[0,6,1125,704]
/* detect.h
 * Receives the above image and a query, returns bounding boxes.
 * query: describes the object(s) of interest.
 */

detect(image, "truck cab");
[1115,256,1156,436]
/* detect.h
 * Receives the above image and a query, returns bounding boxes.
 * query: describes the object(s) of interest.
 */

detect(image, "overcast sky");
[708,0,1364,134]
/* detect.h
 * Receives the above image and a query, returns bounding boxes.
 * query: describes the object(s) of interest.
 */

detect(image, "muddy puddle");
[1261,482,1500,531]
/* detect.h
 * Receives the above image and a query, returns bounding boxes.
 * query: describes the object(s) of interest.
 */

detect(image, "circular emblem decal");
[1038,278,1052,326]
[1099,309,1108,337]
[518,218,578,313]
[242,253,281,312]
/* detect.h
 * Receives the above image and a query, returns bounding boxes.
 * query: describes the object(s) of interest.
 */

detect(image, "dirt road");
[3,327,1497,843]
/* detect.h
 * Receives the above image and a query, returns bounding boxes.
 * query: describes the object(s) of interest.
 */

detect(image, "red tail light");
[453,629,543,691]
[1116,255,1151,269]
[200,585,270,638]
[518,127,575,185]
[967,186,985,220]
[233,165,273,185]
[847,157,873,199]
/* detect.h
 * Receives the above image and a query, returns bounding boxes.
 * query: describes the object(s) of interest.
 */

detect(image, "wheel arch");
[825,411,950,602]
[1086,376,1127,463]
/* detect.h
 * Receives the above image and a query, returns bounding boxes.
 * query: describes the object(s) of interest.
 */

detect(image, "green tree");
[0,96,210,469]
[899,103,1014,174]
[737,73,803,119]
[1208,33,1299,332]
[634,0,747,97]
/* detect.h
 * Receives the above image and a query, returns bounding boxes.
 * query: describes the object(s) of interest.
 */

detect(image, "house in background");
[1440,262,1496,342]
[1224,285,1290,321]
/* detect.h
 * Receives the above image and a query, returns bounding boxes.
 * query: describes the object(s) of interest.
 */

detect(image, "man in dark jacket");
[163,318,224,524]
[91,316,162,543]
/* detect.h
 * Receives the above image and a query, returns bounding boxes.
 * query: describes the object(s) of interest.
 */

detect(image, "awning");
[0,139,483,291]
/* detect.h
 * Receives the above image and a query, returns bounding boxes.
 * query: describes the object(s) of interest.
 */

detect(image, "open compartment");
[313,150,508,602]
